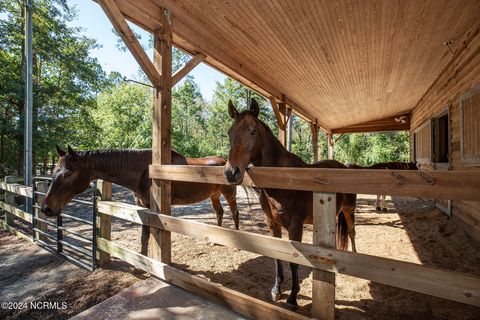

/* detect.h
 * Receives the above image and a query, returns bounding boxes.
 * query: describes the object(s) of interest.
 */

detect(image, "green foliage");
[93,83,152,149]
[171,77,206,156]
[334,131,411,166]
[290,117,328,163]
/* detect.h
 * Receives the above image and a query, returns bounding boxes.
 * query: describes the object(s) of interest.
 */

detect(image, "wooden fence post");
[150,7,173,264]
[4,176,17,230]
[312,192,336,320]
[311,123,319,162]
[327,134,334,160]
[96,179,112,266]
[34,180,49,242]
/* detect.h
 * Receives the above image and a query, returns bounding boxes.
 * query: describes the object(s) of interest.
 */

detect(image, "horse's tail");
[336,211,349,251]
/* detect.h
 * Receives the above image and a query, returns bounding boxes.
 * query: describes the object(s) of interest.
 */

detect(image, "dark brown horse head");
[224,99,262,184]
[41,145,91,216]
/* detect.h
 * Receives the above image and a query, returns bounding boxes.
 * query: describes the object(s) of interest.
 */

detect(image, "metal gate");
[32,177,97,271]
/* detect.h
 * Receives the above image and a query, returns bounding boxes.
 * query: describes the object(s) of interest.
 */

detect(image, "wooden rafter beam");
[172,53,206,86]
[334,133,345,143]
[98,0,162,87]
[331,114,410,134]
[269,96,285,130]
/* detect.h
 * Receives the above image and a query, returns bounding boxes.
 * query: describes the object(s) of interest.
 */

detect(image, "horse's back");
[312,159,347,168]
[369,161,418,170]
[184,156,226,166]
[171,150,226,166]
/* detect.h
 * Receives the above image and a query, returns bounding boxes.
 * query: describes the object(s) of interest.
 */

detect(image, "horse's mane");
[73,149,152,173]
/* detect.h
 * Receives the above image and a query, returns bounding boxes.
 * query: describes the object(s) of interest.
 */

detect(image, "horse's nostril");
[232,166,240,176]
[42,207,53,216]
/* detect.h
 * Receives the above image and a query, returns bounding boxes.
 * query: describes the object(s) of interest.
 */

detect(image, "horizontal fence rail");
[149,165,480,201]
[96,237,308,320]
[97,201,480,307]
[0,182,33,198]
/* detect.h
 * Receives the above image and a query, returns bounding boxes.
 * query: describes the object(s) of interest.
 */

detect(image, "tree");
[334,131,410,166]
[205,78,278,158]
[93,82,152,149]
[0,0,108,175]
[171,77,206,156]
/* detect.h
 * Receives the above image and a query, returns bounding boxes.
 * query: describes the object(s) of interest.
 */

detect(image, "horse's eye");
[251,128,256,135]
[63,171,72,179]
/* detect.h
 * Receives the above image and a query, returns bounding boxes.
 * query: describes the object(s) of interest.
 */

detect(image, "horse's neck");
[82,151,148,194]
[257,126,306,168]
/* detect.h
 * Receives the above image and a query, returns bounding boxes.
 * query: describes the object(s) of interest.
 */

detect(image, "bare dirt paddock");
[1,187,480,319]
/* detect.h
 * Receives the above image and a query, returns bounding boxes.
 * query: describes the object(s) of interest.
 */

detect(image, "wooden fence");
[2,168,480,320]
[98,166,480,320]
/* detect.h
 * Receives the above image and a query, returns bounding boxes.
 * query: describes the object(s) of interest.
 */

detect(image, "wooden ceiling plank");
[104,0,480,129]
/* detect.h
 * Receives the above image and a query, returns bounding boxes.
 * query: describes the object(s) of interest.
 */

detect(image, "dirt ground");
[1,186,480,319]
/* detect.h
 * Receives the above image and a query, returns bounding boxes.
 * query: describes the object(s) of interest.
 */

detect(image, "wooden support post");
[312,192,336,320]
[327,134,334,160]
[4,176,17,229]
[270,97,287,146]
[311,123,319,162]
[34,180,49,242]
[150,8,173,264]
[278,102,287,146]
[96,180,112,266]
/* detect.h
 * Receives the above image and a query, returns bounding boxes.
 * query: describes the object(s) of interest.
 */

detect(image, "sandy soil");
[1,186,479,319]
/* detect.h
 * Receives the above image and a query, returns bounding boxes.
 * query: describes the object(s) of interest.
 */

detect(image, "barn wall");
[410,22,480,241]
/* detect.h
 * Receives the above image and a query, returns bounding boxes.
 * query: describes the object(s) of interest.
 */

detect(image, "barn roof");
[105,0,480,132]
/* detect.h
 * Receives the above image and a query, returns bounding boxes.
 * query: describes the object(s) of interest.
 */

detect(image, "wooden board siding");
[410,21,480,240]
[460,85,480,163]
[103,0,480,130]
[413,120,432,167]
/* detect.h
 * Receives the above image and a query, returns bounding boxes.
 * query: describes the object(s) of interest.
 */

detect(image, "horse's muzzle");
[40,205,57,217]
[224,166,243,185]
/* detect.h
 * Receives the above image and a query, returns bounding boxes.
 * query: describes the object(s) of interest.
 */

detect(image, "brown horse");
[41,145,240,256]
[347,162,418,211]
[223,99,357,307]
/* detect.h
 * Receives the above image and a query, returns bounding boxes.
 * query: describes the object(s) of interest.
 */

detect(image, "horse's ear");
[56,145,66,157]
[228,100,239,119]
[249,98,260,118]
[67,144,77,158]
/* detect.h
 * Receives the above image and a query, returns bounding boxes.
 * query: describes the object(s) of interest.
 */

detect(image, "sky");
[67,0,226,101]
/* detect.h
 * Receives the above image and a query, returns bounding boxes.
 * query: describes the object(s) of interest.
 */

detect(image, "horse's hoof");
[269,291,282,302]
[382,207,388,212]
[284,300,298,310]
[375,206,381,211]
[132,267,146,275]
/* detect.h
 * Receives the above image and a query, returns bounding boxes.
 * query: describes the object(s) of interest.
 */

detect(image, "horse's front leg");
[270,223,284,301]
[209,192,224,227]
[141,225,150,256]
[375,195,381,211]
[381,195,387,211]
[222,185,240,230]
[286,218,303,308]
[260,192,284,301]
